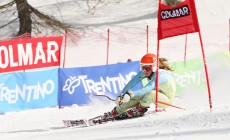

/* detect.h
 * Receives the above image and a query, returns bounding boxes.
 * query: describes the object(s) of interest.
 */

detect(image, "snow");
[2,105,230,140]
[0,0,230,140]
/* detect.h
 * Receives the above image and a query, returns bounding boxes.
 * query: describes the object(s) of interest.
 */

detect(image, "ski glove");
[115,91,134,106]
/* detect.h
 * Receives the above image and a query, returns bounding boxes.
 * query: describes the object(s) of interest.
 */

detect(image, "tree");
[0,0,75,36]
[15,0,32,35]
[163,0,183,6]
[0,0,119,37]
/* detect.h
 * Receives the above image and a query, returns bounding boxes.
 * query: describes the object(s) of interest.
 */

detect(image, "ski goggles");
[141,61,156,71]
[141,65,153,71]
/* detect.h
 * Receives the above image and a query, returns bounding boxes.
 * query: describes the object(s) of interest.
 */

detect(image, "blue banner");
[59,61,141,106]
[0,69,58,113]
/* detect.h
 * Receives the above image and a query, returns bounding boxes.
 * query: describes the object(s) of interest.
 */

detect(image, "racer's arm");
[133,72,169,96]
[121,71,145,94]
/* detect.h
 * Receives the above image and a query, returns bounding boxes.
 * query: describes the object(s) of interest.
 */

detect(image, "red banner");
[157,0,200,40]
[0,36,63,73]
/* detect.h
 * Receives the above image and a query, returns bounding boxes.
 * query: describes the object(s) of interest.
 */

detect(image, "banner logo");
[0,80,55,104]
[161,5,190,20]
[174,70,205,88]
[62,72,137,95]
[0,36,63,73]
[63,76,81,94]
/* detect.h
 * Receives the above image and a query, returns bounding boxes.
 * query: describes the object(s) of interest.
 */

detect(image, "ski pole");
[90,94,115,101]
[158,101,185,110]
[90,94,184,110]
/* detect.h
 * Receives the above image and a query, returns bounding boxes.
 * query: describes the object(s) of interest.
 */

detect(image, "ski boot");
[126,104,148,117]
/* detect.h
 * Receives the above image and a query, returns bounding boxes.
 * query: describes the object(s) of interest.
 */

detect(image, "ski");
[63,112,115,127]
[63,119,89,127]
[63,107,148,127]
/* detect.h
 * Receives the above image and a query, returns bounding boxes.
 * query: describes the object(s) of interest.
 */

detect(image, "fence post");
[147,25,149,53]
[106,29,110,65]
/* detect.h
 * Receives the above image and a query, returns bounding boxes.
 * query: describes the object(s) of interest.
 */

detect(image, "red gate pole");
[147,25,149,53]
[155,39,160,112]
[62,30,67,68]
[155,0,163,113]
[198,31,213,109]
[106,29,110,65]
[184,34,188,67]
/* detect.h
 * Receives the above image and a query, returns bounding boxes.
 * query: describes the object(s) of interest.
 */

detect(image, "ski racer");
[111,53,176,118]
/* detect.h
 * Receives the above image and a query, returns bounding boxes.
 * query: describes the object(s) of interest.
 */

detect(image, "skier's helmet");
[140,53,157,66]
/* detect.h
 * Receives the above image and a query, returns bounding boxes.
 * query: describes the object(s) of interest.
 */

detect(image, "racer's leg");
[139,90,174,109]
[115,96,142,114]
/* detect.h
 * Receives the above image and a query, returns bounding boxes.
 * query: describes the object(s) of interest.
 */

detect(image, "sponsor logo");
[63,76,80,94]
[0,41,59,68]
[174,70,205,88]
[161,5,190,20]
[0,80,55,104]
[63,72,137,95]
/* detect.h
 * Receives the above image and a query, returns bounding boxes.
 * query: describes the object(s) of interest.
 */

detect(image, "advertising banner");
[158,0,200,39]
[169,58,205,96]
[169,52,230,96]
[0,68,59,113]
[0,36,63,73]
[59,61,141,106]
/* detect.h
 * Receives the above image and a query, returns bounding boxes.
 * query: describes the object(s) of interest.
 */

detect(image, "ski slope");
[0,0,230,140]
[1,104,230,140]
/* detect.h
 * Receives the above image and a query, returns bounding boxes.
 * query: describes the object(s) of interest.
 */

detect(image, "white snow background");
[0,0,230,140]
